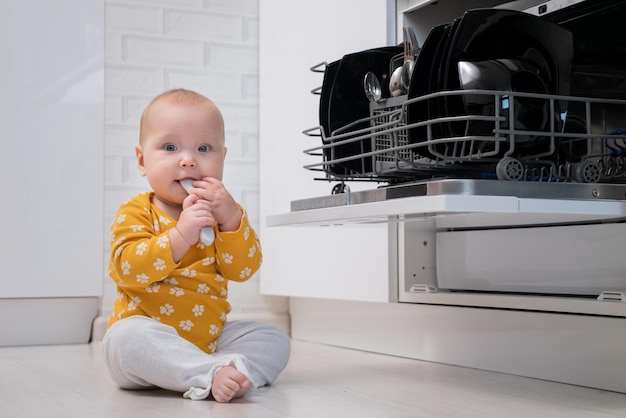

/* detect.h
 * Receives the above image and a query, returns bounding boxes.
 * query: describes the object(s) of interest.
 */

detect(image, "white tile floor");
[1,339,626,417]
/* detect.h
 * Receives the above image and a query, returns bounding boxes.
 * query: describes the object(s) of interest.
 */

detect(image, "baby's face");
[137,100,226,206]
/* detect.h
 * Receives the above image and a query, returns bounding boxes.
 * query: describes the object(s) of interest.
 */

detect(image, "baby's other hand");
[193,178,242,232]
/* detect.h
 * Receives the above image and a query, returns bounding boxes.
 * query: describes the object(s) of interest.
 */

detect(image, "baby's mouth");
[179,179,195,193]
[178,178,215,245]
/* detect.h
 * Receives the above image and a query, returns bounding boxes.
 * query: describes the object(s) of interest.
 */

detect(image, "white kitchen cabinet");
[259,0,395,302]
[396,0,504,41]
[0,0,103,345]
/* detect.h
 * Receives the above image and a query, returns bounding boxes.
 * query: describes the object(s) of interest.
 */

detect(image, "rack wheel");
[331,183,350,194]
[496,157,524,181]
[574,160,601,183]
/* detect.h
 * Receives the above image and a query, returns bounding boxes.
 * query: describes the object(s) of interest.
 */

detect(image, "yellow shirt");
[107,192,262,354]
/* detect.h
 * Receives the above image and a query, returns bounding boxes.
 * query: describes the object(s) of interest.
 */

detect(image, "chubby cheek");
[143,160,174,187]
[145,154,175,172]
[205,155,226,180]
[213,164,225,180]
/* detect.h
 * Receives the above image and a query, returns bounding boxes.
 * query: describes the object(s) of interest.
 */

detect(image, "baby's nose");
[180,155,196,167]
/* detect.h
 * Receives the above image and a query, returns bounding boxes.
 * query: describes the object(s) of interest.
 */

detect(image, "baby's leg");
[215,321,291,388]
[102,316,254,400]
[211,366,251,403]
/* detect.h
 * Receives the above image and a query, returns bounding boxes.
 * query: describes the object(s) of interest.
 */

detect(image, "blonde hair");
[139,88,224,144]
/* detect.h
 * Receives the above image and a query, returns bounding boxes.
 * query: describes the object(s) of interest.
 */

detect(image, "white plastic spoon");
[179,179,215,246]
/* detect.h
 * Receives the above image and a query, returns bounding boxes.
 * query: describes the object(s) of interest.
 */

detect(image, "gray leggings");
[102,316,291,400]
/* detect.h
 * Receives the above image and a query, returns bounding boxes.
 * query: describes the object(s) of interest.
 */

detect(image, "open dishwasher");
[261,0,626,394]
[269,0,626,312]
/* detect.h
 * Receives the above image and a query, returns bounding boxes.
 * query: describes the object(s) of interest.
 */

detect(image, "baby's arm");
[183,178,262,281]
[214,208,263,283]
[110,199,179,288]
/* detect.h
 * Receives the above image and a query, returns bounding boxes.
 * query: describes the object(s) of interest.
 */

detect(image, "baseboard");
[0,297,98,346]
[290,297,626,394]
[91,315,110,342]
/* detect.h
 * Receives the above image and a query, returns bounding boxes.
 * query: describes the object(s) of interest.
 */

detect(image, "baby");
[102,88,290,402]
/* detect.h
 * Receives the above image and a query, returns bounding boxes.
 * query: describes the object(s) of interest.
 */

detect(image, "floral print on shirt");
[107,192,262,354]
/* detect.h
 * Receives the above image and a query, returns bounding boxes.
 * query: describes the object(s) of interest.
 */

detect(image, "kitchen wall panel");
[0,0,104,344]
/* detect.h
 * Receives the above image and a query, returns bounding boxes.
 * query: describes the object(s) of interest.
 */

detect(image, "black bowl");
[448,9,574,150]
[407,8,574,160]
[458,58,552,146]
[447,8,573,99]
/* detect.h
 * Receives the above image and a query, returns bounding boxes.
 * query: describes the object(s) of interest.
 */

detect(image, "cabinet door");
[0,1,103,299]
[259,0,393,302]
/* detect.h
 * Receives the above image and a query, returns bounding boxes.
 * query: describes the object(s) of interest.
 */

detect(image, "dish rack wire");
[303,88,626,184]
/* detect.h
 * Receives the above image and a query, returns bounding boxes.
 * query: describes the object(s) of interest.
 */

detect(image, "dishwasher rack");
[303,89,626,184]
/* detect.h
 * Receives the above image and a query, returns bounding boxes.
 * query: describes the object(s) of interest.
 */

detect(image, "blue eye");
[164,144,177,151]
[198,145,210,152]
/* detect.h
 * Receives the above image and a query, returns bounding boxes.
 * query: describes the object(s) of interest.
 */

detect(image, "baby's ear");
[135,145,147,176]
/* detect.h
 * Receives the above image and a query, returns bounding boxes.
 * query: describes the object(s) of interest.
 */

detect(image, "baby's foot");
[211,366,251,403]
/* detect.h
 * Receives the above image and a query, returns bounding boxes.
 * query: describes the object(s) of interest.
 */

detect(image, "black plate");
[434,17,462,141]
[327,46,402,135]
[406,24,448,158]
[325,46,402,175]
[319,60,339,140]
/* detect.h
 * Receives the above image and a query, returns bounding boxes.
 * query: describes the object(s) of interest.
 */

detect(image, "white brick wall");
[102,0,287,323]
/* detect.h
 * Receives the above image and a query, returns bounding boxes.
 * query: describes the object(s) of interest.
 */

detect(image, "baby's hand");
[189,178,242,232]
[176,194,216,245]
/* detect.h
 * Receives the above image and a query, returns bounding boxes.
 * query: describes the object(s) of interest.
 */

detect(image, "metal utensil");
[363,71,382,102]
[401,59,414,92]
[401,27,419,92]
[406,27,420,60]
[179,179,215,245]
[390,27,419,97]
[389,66,404,97]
